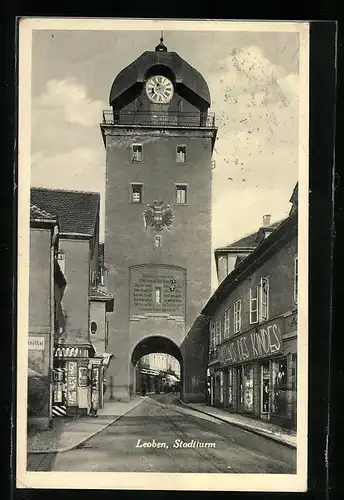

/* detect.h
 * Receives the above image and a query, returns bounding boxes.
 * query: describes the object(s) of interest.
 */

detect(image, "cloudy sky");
[30,24,301,255]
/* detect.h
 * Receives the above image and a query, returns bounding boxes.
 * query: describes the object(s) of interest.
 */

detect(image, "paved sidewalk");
[27,396,144,454]
[179,400,297,449]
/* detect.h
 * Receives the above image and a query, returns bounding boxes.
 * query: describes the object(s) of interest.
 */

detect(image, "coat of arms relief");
[142,200,175,233]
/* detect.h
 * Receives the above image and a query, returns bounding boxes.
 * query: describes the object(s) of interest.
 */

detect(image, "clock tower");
[100,36,217,402]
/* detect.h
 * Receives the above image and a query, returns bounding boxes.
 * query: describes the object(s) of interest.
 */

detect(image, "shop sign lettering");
[219,320,283,366]
[28,337,45,351]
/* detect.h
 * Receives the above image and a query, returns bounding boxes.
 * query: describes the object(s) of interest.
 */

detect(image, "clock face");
[145,75,174,104]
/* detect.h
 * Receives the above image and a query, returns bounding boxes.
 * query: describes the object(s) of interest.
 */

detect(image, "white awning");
[93,352,114,367]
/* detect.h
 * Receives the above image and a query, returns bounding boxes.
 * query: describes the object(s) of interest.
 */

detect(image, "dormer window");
[131,144,143,163]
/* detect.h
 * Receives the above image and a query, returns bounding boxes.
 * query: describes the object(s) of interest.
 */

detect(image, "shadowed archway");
[131,335,183,366]
[131,336,183,396]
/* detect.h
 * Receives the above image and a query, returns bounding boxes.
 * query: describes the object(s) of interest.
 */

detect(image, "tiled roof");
[216,219,285,252]
[31,187,100,236]
[30,204,56,221]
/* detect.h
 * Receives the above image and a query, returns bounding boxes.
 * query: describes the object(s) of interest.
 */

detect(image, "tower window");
[154,235,162,248]
[131,144,143,163]
[176,145,187,164]
[130,184,143,203]
[175,185,188,204]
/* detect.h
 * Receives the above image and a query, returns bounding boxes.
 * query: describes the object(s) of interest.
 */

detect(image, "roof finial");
[155,31,167,52]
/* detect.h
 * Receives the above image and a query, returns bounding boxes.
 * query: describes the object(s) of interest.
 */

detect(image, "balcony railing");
[102,110,216,128]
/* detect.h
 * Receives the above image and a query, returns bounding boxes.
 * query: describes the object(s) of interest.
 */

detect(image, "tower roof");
[109,38,211,110]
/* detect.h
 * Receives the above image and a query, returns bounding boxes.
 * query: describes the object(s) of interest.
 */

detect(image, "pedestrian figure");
[88,370,99,417]
[89,399,99,417]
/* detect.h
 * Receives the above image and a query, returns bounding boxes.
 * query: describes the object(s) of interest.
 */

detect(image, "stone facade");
[101,45,217,402]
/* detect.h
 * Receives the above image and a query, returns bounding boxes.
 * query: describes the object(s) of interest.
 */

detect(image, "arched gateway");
[131,336,183,366]
[131,335,183,394]
[101,37,217,403]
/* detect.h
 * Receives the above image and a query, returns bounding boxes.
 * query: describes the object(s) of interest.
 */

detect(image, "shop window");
[224,308,230,339]
[291,354,297,390]
[294,256,298,304]
[234,299,241,333]
[259,277,269,321]
[261,362,270,414]
[220,371,224,404]
[243,364,254,411]
[272,358,288,416]
[131,144,143,163]
[130,183,143,203]
[176,145,187,163]
[215,317,222,345]
[175,185,187,204]
[237,366,243,407]
[228,368,234,406]
[249,286,259,324]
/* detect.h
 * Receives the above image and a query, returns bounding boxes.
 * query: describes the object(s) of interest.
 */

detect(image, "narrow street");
[45,394,296,473]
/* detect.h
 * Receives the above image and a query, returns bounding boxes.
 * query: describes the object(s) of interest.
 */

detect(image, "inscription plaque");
[130,264,186,318]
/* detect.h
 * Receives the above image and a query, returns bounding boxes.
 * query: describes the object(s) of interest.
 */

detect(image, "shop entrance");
[214,372,221,406]
[236,366,243,412]
[261,361,270,419]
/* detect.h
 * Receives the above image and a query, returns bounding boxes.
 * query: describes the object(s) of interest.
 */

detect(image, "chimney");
[262,214,271,227]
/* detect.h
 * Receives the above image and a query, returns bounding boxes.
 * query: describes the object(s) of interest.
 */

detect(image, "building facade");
[140,353,181,376]
[28,204,65,429]
[30,188,114,418]
[100,37,217,402]
[204,205,298,430]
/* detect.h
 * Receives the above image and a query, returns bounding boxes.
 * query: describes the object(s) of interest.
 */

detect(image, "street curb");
[28,397,145,455]
[178,399,297,450]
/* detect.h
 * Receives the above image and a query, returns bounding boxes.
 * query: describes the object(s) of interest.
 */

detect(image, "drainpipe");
[49,225,58,427]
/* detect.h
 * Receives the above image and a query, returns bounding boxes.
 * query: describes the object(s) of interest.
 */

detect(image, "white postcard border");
[16,18,310,492]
